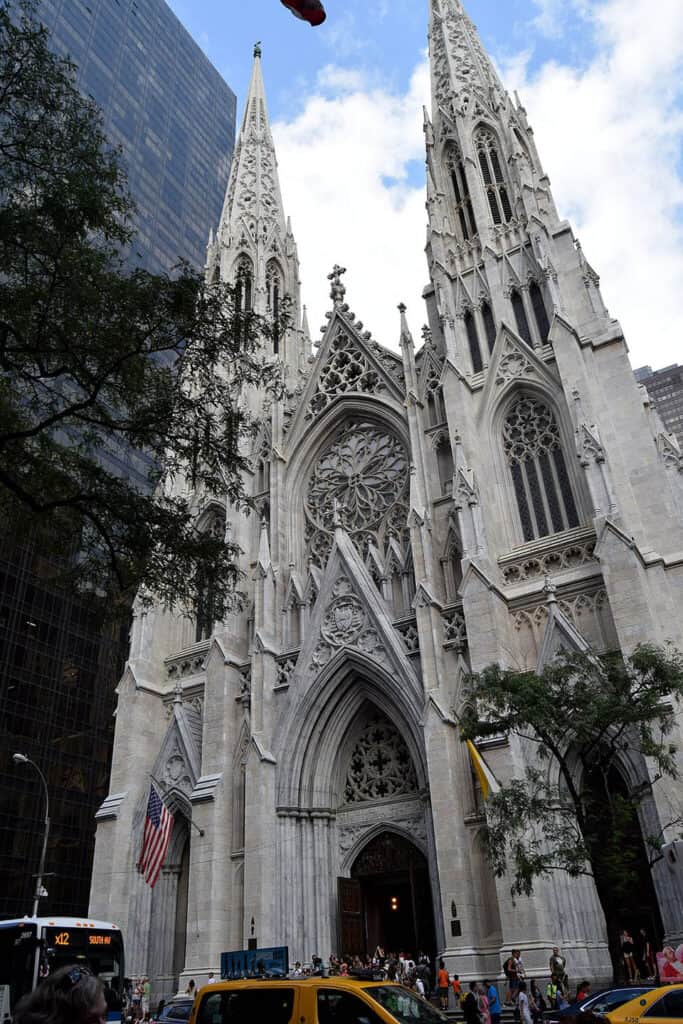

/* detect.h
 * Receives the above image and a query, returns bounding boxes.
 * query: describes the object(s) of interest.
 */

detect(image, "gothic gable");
[537,592,592,673]
[290,526,422,697]
[151,698,203,814]
[285,307,406,443]
[478,322,560,419]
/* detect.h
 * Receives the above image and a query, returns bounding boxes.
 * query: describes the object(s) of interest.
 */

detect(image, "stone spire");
[209,45,301,355]
[429,0,507,118]
[426,0,559,258]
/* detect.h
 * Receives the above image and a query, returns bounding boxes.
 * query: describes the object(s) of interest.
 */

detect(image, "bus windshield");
[0,922,39,1014]
[43,926,124,1003]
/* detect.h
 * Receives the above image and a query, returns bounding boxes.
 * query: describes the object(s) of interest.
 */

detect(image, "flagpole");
[149,773,205,837]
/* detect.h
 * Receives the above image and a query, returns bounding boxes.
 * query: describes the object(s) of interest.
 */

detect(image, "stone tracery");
[343,712,419,805]
[305,420,410,567]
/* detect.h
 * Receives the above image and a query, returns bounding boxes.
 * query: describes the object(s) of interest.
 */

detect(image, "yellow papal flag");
[466,740,501,800]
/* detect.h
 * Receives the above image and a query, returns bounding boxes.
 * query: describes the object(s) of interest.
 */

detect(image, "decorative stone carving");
[501,537,597,584]
[395,619,420,654]
[496,340,537,388]
[343,713,419,804]
[442,605,467,650]
[321,580,366,645]
[305,333,385,422]
[305,421,410,568]
[513,588,617,657]
[576,422,606,466]
[276,654,298,688]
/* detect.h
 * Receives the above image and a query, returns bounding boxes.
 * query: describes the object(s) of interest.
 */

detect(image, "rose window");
[343,713,419,804]
[305,420,409,567]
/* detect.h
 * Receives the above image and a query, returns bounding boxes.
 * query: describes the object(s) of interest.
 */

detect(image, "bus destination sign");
[45,928,114,950]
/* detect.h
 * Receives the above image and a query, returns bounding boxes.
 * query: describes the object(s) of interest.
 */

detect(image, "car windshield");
[160,1002,193,1021]
[365,986,447,1024]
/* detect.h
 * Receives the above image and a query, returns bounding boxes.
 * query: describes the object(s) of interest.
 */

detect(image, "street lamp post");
[13,753,51,917]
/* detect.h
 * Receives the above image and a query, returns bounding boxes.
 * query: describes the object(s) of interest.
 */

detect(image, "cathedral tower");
[89,4,683,996]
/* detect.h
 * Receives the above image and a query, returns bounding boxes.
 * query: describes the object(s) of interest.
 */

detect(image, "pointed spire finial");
[253,41,262,58]
[173,678,183,705]
[398,303,414,349]
[328,264,347,307]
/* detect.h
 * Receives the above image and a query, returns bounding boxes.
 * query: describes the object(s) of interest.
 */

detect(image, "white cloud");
[274,0,683,368]
[273,60,430,350]
[502,0,683,367]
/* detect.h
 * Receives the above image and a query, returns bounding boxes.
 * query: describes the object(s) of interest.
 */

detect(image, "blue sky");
[166,0,683,368]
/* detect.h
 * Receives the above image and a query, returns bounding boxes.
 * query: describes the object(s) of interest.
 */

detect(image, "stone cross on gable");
[328,264,347,307]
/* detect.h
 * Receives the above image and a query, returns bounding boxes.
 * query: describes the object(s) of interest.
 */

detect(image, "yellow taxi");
[188,976,447,1024]
[602,984,683,1024]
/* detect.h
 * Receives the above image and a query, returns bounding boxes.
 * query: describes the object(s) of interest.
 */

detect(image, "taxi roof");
[607,983,683,1018]
[198,977,392,990]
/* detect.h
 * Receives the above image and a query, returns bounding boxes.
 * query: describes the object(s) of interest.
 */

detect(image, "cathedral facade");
[89,0,683,996]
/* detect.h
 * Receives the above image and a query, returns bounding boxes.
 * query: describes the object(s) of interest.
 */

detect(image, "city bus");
[0,917,124,1022]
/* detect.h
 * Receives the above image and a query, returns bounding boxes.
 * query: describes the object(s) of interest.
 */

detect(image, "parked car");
[545,986,654,1024]
[151,996,195,1024]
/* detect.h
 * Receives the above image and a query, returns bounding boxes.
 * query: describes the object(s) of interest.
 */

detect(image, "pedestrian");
[207,972,216,984]
[415,975,426,998]
[141,977,151,1017]
[185,980,196,997]
[452,974,463,1006]
[549,946,568,996]
[518,981,533,1024]
[437,960,450,1012]
[621,932,639,983]
[637,930,656,981]
[462,982,481,1024]
[13,965,107,1024]
[487,979,501,1024]
[509,950,525,1005]
[545,980,559,1009]
[477,982,491,1024]
[503,952,518,1005]
[576,981,591,1002]
[530,980,545,1024]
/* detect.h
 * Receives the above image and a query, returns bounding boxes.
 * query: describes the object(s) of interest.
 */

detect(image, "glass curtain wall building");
[0,0,236,918]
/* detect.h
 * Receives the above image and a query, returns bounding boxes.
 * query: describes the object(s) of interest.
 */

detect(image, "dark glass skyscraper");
[31,0,237,275]
[0,0,236,919]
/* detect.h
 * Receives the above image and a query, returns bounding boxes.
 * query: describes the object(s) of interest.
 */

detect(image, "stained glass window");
[511,290,533,347]
[530,281,550,343]
[447,145,478,241]
[482,301,497,354]
[503,396,580,542]
[475,127,513,225]
[465,310,483,373]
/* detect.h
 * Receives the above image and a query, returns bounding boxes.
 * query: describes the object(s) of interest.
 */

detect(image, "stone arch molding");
[276,653,427,813]
[339,819,429,876]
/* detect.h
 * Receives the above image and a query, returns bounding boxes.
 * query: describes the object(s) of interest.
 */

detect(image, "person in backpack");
[463,982,482,1024]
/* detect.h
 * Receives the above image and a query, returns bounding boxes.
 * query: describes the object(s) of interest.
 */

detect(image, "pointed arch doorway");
[339,832,436,959]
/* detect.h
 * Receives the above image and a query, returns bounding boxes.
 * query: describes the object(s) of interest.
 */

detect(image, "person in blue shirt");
[486,980,502,1024]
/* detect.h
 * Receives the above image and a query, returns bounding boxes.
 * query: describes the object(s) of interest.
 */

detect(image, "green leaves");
[0,2,286,620]
[462,646,683,910]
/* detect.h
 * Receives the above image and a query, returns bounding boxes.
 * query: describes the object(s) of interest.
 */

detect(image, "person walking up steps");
[437,961,450,1012]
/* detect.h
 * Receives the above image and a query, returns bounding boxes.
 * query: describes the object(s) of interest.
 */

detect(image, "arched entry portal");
[339,832,436,959]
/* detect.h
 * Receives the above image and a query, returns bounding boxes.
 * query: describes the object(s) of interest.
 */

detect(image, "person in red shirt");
[452,974,462,1003]
[437,961,450,1011]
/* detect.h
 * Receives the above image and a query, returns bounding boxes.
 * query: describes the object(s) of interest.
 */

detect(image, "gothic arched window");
[475,127,513,225]
[530,281,550,344]
[511,289,533,347]
[503,395,580,542]
[436,435,454,495]
[235,254,253,312]
[482,301,497,354]
[266,258,282,353]
[195,510,225,642]
[464,310,483,373]
[446,146,477,241]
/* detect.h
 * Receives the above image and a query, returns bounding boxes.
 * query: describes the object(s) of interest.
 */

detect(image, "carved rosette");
[305,420,409,568]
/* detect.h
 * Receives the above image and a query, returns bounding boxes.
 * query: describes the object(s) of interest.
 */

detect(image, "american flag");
[138,784,173,888]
